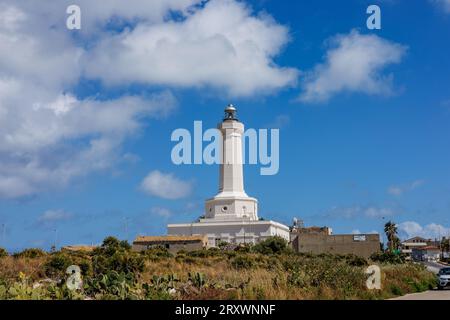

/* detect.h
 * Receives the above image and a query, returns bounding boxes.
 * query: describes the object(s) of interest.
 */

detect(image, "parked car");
[437,267,450,290]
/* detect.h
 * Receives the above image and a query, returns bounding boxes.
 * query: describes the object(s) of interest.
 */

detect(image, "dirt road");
[390,289,450,300]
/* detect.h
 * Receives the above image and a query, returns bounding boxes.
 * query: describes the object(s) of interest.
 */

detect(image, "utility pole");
[53,228,58,250]
[380,216,386,250]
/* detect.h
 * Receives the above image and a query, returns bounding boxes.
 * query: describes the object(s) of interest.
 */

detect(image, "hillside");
[0,237,437,300]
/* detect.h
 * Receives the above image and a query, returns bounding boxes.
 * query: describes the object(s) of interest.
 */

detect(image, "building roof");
[402,236,428,243]
[413,245,440,251]
[133,235,207,243]
[292,226,331,235]
[61,245,97,252]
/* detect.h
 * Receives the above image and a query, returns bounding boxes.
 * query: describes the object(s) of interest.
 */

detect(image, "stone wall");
[292,233,380,258]
[132,240,205,253]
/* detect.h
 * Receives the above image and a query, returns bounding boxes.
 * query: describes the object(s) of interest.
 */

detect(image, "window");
[353,235,366,242]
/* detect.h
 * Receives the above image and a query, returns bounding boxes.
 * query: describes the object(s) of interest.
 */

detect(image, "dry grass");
[0,257,47,281]
[0,251,437,300]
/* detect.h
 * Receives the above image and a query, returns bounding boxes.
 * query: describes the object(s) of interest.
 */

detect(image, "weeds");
[0,236,437,300]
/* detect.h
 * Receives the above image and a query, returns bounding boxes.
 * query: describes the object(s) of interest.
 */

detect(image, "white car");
[437,267,450,290]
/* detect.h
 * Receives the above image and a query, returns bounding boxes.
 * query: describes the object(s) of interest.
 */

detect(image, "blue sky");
[1,0,450,251]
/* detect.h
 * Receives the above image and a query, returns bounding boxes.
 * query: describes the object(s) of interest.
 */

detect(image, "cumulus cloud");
[387,180,424,196]
[0,0,297,199]
[0,90,176,199]
[0,2,181,199]
[83,0,298,96]
[398,221,450,240]
[141,171,192,200]
[299,30,407,102]
[2,0,201,29]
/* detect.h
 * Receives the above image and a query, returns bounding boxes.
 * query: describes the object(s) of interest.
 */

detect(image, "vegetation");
[13,248,47,259]
[0,236,437,300]
[370,251,406,264]
[384,221,400,252]
[441,238,449,253]
[252,236,290,255]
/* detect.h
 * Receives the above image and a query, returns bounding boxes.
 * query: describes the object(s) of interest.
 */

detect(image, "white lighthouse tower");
[205,105,258,221]
[168,104,289,247]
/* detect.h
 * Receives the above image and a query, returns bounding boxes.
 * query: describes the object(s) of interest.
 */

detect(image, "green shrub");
[92,250,144,275]
[84,271,138,300]
[252,236,289,255]
[180,256,196,264]
[44,252,93,279]
[231,255,254,269]
[264,256,282,270]
[45,254,73,277]
[143,274,179,300]
[370,251,406,264]
[287,268,307,287]
[187,250,210,258]
[188,272,207,289]
[390,284,403,296]
[94,237,130,255]
[344,254,368,267]
[234,244,252,253]
[13,248,47,259]
[187,248,222,258]
[143,246,173,260]
[0,247,8,258]
[207,247,222,255]
[91,236,144,276]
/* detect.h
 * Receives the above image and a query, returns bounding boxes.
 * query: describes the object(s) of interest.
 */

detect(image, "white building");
[168,105,290,247]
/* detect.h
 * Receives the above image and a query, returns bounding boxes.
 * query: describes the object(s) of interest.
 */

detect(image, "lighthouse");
[168,104,289,247]
[204,104,258,221]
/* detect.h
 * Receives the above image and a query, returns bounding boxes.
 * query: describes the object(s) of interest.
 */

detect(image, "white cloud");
[151,207,173,218]
[122,153,141,164]
[0,0,297,199]
[38,210,72,223]
[398,221,450,240]
[327,205,395,219]
[2,0,201,29]
[141,171,192,200]
[364,207,394,218]
[432,0,450,13]
[0,90,176,199]
[83,0,298,96]
[352,229,379,235]
[387,186,403,196]
[387,179,424,196]
[0,2,178,199]
[299,30,407,103]
[267,114,290,129]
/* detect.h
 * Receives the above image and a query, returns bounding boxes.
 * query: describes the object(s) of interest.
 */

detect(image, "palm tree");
[384,221,400,252]
[441,238,450,252]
